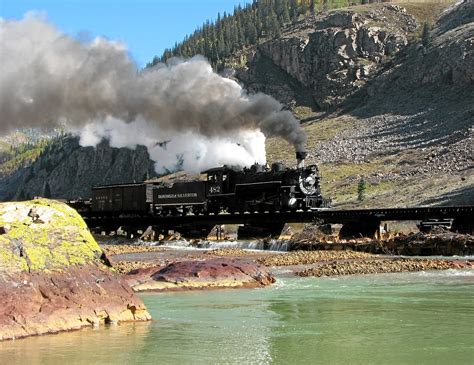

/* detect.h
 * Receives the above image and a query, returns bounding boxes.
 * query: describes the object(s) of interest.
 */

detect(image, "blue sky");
[0,0,251,67]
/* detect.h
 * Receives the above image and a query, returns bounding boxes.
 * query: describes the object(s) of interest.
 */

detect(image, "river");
[1,269,473,364]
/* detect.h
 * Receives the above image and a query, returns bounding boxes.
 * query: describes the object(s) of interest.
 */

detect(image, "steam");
[0,14,306,172]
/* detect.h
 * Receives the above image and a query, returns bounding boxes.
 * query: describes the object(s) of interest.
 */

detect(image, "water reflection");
[0,321,152,364]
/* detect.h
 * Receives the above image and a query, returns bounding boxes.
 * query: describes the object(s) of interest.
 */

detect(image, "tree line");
[148,0,385,68]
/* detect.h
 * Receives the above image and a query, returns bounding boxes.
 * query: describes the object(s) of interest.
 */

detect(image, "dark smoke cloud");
[0,15,307,166]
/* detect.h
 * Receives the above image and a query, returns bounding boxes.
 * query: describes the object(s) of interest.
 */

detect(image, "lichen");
[0,199,102,272]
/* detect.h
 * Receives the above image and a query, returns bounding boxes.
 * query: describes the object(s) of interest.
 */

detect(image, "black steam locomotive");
[88,152,327,216]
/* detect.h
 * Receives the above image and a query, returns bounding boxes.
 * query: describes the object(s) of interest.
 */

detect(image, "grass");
[265,113,471,208]
[396,1,456,24]
[0,146,46,177]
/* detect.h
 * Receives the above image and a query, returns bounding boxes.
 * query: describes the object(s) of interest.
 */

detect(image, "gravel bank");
[297,258,473,277]
[257,250,375,266]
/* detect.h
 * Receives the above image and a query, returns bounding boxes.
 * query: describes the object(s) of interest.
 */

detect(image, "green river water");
[1,269,473,364]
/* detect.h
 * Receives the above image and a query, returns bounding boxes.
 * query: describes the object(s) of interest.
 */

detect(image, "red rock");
[0,199,151,341]
[126,258,275,291]
[0,265,151,340]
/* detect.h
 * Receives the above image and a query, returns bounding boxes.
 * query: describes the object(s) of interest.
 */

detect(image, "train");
[80,152,329,217]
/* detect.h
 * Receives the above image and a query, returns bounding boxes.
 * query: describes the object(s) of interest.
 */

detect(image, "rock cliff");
[0,199,151,340]
[237,5,418,108]
[0,137,156,201]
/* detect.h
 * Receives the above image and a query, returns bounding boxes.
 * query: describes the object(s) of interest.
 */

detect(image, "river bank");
[100,238,474,292]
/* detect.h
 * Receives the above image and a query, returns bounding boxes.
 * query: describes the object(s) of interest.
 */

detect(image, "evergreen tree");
[43,182,51,199]
[153,0,367,65]
[289,0,299,20]
[300,0,309,15]
[357,178,367,202]
[247,21,258,44]
[422,22,432,48]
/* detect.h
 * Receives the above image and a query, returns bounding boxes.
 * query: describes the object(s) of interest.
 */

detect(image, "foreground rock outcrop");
[125,258,275,292]
[0,199,151,341]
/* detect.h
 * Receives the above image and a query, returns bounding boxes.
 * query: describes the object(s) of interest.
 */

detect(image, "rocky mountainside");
[255,0,473,207]
[0,137,156,201]
[0,1,472,206]
[236,4,419,108]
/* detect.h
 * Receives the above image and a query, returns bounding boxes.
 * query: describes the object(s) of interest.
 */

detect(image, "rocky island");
[0,199,151,341]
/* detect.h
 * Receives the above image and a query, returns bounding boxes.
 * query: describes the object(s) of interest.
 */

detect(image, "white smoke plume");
[0,14,306,173]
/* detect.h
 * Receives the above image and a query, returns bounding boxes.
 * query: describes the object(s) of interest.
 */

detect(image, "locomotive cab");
[203,166,238,214]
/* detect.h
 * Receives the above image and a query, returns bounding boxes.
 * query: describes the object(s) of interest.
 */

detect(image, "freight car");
[87,152,328,217]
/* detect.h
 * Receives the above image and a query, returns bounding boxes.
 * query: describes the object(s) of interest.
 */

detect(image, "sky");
[0,0,252,67]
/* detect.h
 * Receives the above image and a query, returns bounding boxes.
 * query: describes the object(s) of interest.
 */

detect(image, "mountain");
[235,0,474,207]
[0,0,472,207]
[0,137,156,201]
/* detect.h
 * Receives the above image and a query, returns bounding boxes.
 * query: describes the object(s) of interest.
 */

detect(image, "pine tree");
[250,22,258,43]
[43,182,51,199]
[283,0,291,24]
[289,0,299,20]
[357,178,366,202]
[422,22,432,48]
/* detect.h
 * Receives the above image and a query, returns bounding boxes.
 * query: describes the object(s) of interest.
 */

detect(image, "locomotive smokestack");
[296,151,307,169]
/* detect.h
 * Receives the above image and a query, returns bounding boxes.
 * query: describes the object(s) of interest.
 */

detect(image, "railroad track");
[81,205,474,234]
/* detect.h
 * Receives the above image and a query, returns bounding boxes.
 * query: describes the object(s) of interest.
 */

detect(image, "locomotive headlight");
[299,171,317,195]
[289,197,298,208]
[305,175,316,186]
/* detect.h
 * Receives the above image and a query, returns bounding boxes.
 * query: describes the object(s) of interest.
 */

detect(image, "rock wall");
[0,137,156,201]
[0,199,151,340]
[236,5,418,108]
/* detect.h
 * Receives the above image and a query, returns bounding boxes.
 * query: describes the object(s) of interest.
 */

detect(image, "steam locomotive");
[87,152,328,217]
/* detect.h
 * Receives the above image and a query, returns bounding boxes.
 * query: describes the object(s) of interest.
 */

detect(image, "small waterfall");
[146,239,289,251]
[268,240,290,251]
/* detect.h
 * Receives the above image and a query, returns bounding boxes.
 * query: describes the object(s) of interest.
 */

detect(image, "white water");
[138,239,290,252]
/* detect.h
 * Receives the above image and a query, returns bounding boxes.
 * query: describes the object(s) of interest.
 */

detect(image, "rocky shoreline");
[125,258,275,292]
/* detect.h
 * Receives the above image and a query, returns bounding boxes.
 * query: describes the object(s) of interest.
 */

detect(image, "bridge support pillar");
[237,223,285,240]
[339,220,382,240]
[451,217,474,235]
[175,224,216,239]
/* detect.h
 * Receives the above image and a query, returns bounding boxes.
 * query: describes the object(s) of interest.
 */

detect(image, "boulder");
[0,199,151,341]
[126,258,275,291]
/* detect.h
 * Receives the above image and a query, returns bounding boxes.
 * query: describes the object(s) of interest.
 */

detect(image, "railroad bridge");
[81,205,474,239]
